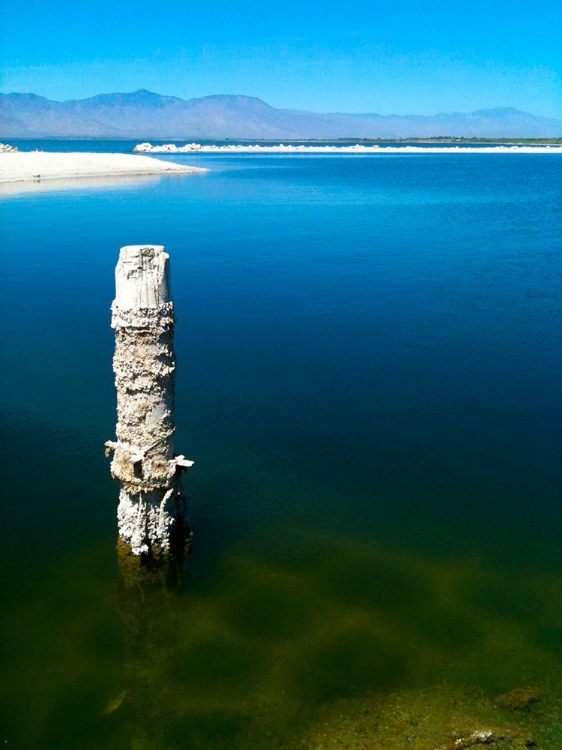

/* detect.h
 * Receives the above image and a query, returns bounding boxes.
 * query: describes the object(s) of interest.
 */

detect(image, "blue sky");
[1,0,560,118]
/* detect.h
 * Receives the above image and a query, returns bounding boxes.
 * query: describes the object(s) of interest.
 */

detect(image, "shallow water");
[1,146,561,749]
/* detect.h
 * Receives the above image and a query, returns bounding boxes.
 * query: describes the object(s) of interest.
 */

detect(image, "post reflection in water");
[114,537,191,750]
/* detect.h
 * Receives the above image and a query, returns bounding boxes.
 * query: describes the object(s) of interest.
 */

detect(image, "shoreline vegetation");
[0,150,206,185]
[337,136,562,144]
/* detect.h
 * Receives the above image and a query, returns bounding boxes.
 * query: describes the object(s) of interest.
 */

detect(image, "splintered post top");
[114,245,171,309]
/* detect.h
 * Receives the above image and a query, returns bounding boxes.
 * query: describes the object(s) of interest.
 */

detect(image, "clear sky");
[1,0,560,118]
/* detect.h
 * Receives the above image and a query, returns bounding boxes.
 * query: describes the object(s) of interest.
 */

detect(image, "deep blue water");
[1,146,561,749]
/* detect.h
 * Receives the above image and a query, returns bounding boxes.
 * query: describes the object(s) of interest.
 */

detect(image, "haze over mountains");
[2,90,561,139]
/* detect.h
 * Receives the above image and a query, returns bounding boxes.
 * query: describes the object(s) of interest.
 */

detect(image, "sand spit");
[135,141,562,155]
[0,152,207,184]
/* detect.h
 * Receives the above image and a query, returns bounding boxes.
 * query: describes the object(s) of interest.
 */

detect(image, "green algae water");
[1,145,561,749]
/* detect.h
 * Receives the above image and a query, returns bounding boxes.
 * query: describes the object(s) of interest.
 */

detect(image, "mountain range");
[1,90,561,139]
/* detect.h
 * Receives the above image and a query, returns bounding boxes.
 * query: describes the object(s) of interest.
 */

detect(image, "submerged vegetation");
[3,527,561,749]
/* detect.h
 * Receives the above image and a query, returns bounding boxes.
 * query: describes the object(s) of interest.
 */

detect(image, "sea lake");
[1,143,561,748]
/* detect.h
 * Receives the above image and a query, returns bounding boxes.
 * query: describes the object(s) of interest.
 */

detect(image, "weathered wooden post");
[106,245,193,557]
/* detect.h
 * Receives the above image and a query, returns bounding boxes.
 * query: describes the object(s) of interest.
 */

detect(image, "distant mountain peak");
[129,89,183,102]
[187,94,275,109]
[6,92,50,102]
[200,94,269,103]
[72,89,183,107]
[471,106,526,116]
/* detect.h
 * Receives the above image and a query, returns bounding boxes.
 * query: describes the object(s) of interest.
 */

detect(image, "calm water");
[1,145,561,749]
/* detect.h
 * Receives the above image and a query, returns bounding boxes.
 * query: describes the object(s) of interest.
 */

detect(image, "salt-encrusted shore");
[0,152,207,184]
[134,142,562,155]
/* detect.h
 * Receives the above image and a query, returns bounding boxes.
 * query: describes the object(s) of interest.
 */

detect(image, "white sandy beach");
[0,151,207,184]
[135,142,562,155]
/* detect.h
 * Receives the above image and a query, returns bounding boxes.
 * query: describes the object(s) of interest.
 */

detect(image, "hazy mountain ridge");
[1,90,560,138]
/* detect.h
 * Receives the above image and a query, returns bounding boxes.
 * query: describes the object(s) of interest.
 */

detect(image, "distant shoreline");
[133,142,562,155]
